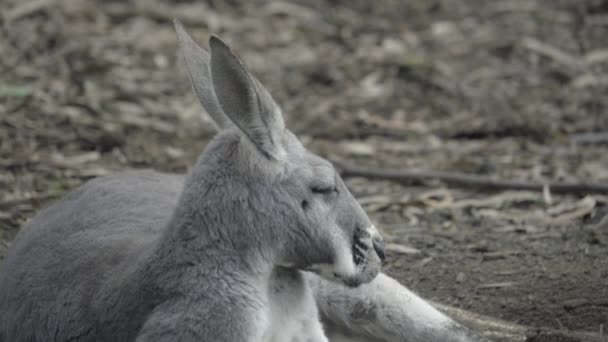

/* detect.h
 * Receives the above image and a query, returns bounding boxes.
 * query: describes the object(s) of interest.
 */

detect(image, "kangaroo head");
[175,22,384,287]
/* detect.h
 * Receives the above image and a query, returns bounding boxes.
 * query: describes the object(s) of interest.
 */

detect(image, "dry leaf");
[386,243,421,255]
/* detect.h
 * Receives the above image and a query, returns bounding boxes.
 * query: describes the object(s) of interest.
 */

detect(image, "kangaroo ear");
[174,20,231,130]
[209,35,286,160]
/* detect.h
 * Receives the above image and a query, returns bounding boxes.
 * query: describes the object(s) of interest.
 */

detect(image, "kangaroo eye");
[311,186,337,195]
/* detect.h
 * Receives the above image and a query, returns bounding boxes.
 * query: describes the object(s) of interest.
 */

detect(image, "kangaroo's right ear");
[174,20,231,130]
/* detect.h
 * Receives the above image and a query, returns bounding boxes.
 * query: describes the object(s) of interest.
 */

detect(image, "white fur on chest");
[260,268,328,342]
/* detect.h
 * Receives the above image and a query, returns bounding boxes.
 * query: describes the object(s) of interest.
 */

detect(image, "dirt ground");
[1,0,608,340]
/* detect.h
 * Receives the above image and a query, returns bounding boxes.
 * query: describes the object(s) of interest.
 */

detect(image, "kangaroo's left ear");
[209,35,286,160]
[174,20,231,130]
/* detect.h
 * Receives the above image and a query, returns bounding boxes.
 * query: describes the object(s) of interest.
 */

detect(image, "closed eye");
[311,186,338,195]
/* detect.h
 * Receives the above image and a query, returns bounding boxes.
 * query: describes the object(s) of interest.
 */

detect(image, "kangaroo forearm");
[309,272,490,342]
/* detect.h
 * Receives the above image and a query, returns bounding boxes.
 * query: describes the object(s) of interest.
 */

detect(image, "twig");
[0,193,58,209]
[585,48,608,65]
[335,162,608,195]
[4,0,52,22]
[521,37,586,71]
[570,131,608,144]
[477,281,516,289]
[593,214,608,230]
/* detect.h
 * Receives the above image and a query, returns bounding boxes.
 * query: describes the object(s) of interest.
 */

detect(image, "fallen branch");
[335,162,608,195]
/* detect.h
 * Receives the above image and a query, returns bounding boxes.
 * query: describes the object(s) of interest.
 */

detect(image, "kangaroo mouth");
[305,225,385,287]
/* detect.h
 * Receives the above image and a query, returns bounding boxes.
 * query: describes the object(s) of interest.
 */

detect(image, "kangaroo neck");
[149,185,278,293]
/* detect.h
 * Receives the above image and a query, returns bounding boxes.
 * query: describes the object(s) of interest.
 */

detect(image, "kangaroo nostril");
[373,238,386,263]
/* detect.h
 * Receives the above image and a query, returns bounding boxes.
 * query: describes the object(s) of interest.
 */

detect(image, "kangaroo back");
[0,171,183,341]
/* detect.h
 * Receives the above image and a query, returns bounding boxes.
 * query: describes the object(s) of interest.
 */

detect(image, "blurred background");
[1,0,607,337]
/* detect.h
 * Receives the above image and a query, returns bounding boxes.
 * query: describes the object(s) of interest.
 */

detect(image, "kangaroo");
[0,22,489,342]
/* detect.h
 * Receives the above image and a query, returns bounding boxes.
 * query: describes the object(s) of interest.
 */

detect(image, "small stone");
[456,272,465,283]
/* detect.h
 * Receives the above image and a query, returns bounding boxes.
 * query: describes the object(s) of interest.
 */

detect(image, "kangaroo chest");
[259,269,328,342]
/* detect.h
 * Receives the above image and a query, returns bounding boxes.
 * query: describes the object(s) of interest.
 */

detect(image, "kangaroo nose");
[373,237,386,263]
[367,225,386,263]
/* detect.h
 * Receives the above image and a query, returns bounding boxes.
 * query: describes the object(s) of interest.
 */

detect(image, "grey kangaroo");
[0,21,489,342]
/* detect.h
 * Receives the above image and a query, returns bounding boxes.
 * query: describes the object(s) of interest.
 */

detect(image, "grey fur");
[0,23,489,342]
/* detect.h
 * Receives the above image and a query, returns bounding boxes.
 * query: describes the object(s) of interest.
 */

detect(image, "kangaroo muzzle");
[368,225,386,263]
[354,225,386,264]
[305,224,385,287]
[356,225,385,264]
